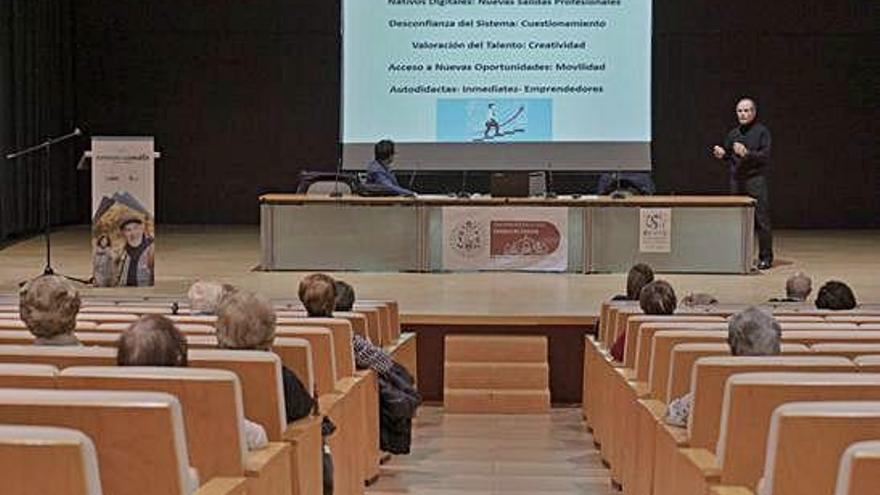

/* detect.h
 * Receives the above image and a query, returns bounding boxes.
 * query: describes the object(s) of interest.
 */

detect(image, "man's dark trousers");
[731,174,773,263]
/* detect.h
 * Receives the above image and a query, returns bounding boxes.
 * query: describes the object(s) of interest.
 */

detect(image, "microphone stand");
[5,128,89,285]
[456,170,470,198]
[329,157,344,198]
[544,162,558,198]
[610,163,632,200]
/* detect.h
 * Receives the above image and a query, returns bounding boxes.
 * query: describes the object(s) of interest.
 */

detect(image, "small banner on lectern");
[90,137,156,287]
[442,206,568,271]
[639,208,672,253]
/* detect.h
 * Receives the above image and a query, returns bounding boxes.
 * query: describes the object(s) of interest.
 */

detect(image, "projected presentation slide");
[342,0,651,171]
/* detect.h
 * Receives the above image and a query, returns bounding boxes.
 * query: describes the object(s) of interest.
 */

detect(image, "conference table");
[259,194,755,274]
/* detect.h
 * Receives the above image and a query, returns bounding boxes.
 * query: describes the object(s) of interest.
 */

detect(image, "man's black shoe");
[757,259,773,270]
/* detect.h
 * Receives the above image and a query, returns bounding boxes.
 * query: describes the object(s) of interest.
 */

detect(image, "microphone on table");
[329,156,344,198]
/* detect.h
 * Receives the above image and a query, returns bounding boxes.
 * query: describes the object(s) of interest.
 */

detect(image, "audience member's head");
[19,275,81,343]
[117,315,188,366]
[815,281,857,310]
[681,293,718,307]
[334,280,356,312]
[374,139,395,164]
[216,290,277,350]
[298,273,336,318]
[639,280,677,315]
[727,307,781,356]
[187,280,236,315]
[626,263,655,300]
[785,272,812,301]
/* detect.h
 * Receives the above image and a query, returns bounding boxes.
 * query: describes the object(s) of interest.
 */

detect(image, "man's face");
[736,100,756,125]
[122,222,145,247]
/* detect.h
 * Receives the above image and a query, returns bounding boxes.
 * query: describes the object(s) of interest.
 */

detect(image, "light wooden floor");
[367,407,615,495]
[1,226,878,316]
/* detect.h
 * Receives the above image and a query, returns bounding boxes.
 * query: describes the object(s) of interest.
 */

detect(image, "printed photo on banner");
[91,193,155,287]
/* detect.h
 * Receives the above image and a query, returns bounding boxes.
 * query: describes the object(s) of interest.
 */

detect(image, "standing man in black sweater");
[713,97,774,269]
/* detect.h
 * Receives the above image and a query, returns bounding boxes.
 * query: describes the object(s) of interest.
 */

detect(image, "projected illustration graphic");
[436,99,553,143]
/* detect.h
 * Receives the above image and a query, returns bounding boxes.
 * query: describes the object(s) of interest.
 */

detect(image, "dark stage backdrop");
[2,1,877,239]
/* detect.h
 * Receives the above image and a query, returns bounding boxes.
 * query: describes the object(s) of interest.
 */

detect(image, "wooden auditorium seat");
[833,439,880,495]
[664,372,880,495]
[277,320,355,379]
[188,349,322,495]
[0,389,202,495]
[811,343,880,359]
[750,402,880,495]
[354,302,394,345]
[0,345,116,368]
[854,354,880,372]
[58,366,292,495]
[0,425,102,495]
[349,306,382,345]
[0,363,58,388]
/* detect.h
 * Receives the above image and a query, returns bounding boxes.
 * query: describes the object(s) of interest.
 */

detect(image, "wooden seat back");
[350,306,382,345]
[188,349,287,440]
[690,356,856,452]
[0,320,100,332]
[272,328,336,395]
[717,373,880,490]
[0,363,58,388]
[760,402,880,495]
[834,439,880,495]
[365,300,400,341]
[0,388,197,495]
[0,425,102,495]
[272,337,316,395]
[825,315,880,324]
[636,324,728,379]
[645,330,728,386]
[59,366,247,483]
[782,331,880,346]
[0,345,116,368]
[354,302,393,345]
[334,312,369,341]
[853,355,880,372]
[811,343,880,359]
[277,319,354,379]
[664,343,809,402]
[626,317,726,367]
[76,313,138,324]
[167,314,218,325]
[96,322,215,334]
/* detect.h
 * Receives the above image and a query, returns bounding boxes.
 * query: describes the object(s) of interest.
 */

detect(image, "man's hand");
[732,142,748,158]
[712,145,726,159]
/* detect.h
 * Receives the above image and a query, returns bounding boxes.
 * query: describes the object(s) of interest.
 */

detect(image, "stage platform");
[3,225,878,402]
[1,225,878,317]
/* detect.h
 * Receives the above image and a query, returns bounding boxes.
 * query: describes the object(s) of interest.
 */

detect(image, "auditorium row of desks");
[259,194,756,274]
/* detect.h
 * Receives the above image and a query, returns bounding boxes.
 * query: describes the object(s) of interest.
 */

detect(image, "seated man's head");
[334,280,356,312]
[626,263,654,300]
[815,281,857,310]
[639,280,676,315]
[119,216,146,248]
[19,275,81,341]
[216,290,276,351]
[785,272,812,301]
[187,281,236,315]
[727,307,781,356]
[117,315,188,366]
[298,273,336,318]
[374,139,395,165]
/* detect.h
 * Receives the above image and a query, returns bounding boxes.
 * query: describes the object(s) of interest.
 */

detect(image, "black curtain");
[0,0,79,242]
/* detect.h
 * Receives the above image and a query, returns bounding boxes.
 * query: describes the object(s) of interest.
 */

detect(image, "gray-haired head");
[19,275,81,339]
[727,306,781,356]
[785,272,812,301]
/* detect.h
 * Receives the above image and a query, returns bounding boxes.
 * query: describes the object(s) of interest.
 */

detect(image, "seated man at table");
[364,139,415,197]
